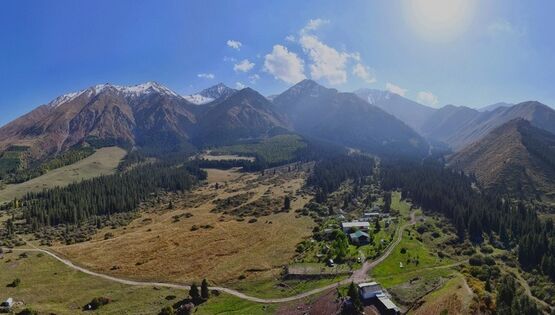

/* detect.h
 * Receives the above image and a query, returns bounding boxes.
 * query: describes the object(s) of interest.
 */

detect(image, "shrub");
[159,306,175,315]
[17,309,38,315]
[84,296,111,310]
[8,278,21,287]
[480,245,494,254]
[483,256,496,266]
[469,254,484,266]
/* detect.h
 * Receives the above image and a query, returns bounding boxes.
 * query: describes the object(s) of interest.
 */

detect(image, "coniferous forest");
[379,159,555,282]
[21,161,206,229]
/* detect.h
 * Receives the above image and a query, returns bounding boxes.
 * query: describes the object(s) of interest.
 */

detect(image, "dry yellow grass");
[54,166,314,286]
[205,167,243,183]
[411,274,473,315]
[0,146,126,202]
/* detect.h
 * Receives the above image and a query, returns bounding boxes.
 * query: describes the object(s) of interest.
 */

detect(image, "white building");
[341,221,370,233]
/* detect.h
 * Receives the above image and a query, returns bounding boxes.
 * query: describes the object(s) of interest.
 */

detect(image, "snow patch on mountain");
[184,83,237,105]
[183,94,214,105]
[46,82,181,109]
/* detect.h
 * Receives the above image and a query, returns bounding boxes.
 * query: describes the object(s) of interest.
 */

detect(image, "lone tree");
[283,196,291,210]
[201,279,210,300]
[189,283,201,304]
[347,282,363,314]
[374,218,381,232]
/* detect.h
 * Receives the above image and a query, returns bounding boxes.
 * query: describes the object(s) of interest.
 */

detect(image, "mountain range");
[274,80,429,158]
[2,79,555,201]
[353,90,555,152]
[0,80,428,161]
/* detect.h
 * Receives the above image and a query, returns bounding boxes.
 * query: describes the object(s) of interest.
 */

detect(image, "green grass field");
[211,134,306,164]
[0,249,276,314]
[196,294,276,315]
[229,277,345,299]
[0,251,184,314]
[0,147,126,202]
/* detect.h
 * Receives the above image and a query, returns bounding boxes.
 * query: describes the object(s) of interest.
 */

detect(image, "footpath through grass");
[0,250,183,314]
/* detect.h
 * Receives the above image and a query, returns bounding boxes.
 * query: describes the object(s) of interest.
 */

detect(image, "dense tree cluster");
[380,159,555,281]
[495,275,541,315]
[308,155,375,202]
[6,147,96,184]
[22,162,205,228]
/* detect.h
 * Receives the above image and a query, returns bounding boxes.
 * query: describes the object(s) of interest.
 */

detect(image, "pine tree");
[374,218,381,232]
[283,196,291,210]
[201,279,210,300]
[189,283,201,304]
[347,282,362,313]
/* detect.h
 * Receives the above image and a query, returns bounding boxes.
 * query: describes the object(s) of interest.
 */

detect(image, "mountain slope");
[274,80,429,158]
[422,101,555,150]
[0,82,197,159]
[448,119,555,198]
[354,88,435,132]
[195,88,288,146]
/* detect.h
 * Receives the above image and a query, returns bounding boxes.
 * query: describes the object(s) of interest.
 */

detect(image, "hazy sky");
[2,0,554,126]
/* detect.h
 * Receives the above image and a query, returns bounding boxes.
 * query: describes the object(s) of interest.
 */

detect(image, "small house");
[341,221,370,233]
[376,293,400,315]
[349,230,370,245]
[358,282,383,300]
[362,212,380,220]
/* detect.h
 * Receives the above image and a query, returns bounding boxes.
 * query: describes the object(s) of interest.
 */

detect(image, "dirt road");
[2,211,418,304]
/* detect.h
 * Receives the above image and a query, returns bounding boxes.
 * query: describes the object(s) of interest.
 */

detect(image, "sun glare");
[403,0,476,41]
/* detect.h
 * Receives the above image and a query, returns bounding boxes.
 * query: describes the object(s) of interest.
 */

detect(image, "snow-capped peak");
[118,81,179,98]
[47,91,84,108]
[184,83,237,105]
[46,82,181,108]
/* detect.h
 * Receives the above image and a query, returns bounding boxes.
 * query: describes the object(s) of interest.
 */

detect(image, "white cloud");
[417,91,439,107]
[249,74,260,84]
[233,59,255,72]
[197,73,215,79]
[285,35,296,42]
[352,63,376,84]
[263,45,306,84]
[299,35,350,85]
[235,81,247,89]
[226,40,242,50]
[301,18,330,34]
[488,20,525,37]
[386,82,407,96]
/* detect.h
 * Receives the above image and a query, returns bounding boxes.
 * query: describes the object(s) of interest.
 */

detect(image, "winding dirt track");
[3,211,423,304]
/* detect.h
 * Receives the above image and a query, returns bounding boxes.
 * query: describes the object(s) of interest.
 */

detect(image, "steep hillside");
[448,119,555,199]
[422,101,555,150]
[194,88,288,146]
[354,88,435,131]
[274,80,429,158]
[0,82,197,159]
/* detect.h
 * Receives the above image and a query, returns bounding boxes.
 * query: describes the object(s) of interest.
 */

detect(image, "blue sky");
[1,0,555,126]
